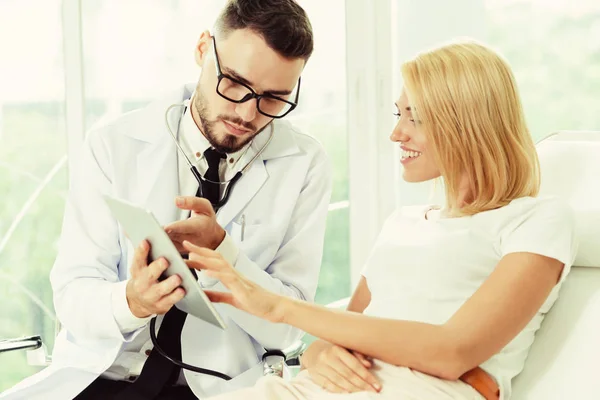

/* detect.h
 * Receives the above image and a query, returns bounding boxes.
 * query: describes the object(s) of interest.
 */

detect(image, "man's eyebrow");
[223,67,253,86]
[223,66,293,96]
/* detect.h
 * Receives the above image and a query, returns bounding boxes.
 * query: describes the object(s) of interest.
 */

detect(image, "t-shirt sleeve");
[360,244,378,281]
[500,197,578,284]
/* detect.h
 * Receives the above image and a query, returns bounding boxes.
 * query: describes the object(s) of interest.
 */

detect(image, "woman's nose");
[390,120,409,143]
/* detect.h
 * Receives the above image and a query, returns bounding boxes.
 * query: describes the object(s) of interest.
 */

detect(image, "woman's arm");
[297,277,381,393]
[280,252,564,380]
[184,242,564,381]
[300,277,371,369]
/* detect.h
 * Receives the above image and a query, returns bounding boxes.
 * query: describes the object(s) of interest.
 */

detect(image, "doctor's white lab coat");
[1,84,332,399]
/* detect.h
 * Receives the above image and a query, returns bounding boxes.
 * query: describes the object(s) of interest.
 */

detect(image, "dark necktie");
[197,148,226,207]
[116,149,225,399]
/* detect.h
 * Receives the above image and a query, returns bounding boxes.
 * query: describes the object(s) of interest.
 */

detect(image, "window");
[81,0,224,127]
[486,0,600,141]
[286,0,349,306]
[0,0,67,391]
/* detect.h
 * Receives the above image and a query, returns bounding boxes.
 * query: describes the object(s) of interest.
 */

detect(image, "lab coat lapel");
[216,156,268,228]
[215,121,301,227]
[136,118,181,226]
[129,86,192,226]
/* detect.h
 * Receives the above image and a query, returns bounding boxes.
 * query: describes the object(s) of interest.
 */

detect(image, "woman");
[184,39,577,400]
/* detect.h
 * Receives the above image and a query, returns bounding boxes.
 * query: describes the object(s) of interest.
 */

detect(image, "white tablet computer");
[103,195,227,330]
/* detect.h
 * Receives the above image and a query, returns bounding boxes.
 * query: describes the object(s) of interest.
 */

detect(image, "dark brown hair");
[214,0,314,61]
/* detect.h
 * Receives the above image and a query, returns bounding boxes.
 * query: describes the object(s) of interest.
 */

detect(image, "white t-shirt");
[361,195,577,400]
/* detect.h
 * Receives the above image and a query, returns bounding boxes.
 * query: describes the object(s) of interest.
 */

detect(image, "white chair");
[511,130,600,399]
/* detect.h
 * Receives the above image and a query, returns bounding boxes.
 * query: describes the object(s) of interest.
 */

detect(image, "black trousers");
[74,377,198,400]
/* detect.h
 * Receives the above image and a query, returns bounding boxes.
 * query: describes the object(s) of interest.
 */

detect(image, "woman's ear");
[194,30,212,67]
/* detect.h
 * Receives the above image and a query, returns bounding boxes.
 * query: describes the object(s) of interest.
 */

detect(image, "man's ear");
[194,30,212,67]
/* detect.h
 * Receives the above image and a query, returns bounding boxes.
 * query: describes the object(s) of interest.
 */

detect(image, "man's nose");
[235,98,258,122]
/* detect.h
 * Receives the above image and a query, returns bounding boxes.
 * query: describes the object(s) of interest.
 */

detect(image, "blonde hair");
[401,39,540,217]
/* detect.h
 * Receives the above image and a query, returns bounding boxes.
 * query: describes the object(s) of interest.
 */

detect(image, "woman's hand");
[302,340,381,394]
[183,241,285,323]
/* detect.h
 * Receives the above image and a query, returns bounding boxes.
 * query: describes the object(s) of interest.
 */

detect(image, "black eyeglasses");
[211,36,301,119]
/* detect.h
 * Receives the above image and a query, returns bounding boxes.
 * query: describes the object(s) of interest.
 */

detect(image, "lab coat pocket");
[230,219,273,264]
[229,219,261,244]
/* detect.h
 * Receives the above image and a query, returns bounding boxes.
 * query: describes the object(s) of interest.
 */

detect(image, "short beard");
[194,91,270,153]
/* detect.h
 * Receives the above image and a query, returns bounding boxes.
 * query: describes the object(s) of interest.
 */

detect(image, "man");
[1,1,331,399]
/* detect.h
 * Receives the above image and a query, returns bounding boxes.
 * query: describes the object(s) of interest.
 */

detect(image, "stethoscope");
[164,102,274,211]
[149,101,279,381]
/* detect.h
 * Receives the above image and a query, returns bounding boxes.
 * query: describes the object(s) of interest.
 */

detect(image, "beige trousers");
[207,361,485,400]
